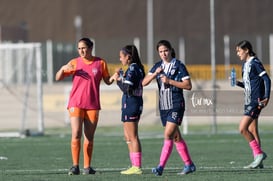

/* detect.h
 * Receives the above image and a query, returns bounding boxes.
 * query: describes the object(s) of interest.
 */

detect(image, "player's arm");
[101,60,114,85]
[262,74,271,99]
[142,67,162,86]
[255,61,271,107]
[117,80,132,94]
[117,67,140,95]
[160,74,192,90]
[103,75,114,85]
[161,63,192,90]
[236,81,244,88]
[259,74,271,107]
[167,77,192,90]
[55,60,76,81]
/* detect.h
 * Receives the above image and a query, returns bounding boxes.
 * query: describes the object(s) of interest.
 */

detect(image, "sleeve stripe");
[124,80,134,85]
[182,76,190,81]
[259,71,266,77]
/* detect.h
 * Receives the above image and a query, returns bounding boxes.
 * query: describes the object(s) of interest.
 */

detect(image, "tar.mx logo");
[190,92,213,108]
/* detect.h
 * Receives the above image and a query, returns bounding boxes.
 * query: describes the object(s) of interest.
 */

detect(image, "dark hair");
[236,40,256,57]
[156,40,176,58]
[121,45,145,77]
[78,37,93,48]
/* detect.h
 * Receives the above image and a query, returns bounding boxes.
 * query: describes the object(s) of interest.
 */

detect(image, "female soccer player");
[110,45,145,175]
[235,40,271,169]
[55,38,114,175]
[142,40,195,176]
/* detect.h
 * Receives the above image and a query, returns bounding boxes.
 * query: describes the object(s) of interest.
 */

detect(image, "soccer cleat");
[152,166,164,176]
[68,165,80,175]
[120,166,142,175]
[260,152,267,168]
[178,163,196,175]
[82,167,96,175]
[243,152,267,169]
[258,163,264,169]
[243,163,253,169]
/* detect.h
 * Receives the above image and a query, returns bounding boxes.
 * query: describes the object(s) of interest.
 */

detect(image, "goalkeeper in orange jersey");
[55,38,114,175]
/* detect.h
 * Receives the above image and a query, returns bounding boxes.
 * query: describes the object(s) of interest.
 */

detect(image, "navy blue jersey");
[117,63,144,122]
[149,58,190,110]
[117,63,144,97]
[242,57,270,105]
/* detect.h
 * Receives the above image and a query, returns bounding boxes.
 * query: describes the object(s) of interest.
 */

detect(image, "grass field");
[0,124,273,181]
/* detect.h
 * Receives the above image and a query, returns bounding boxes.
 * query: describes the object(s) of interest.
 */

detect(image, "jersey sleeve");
[124,64,138,87]
[100,59,110,78]
[253,59,267,77]
[148,61,161,75]
[179,62,190,81]
[63,59,77,77]
[253,59,271,99]
[116,68,133,95]
[262,74,271,99]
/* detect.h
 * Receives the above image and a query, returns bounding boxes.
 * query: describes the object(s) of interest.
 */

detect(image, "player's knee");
[85,136,94,142]
[72,132,82,139]
[84,139,93,145]
[239,127,247,135]
[164,135,173,140]
[126,140,131,144]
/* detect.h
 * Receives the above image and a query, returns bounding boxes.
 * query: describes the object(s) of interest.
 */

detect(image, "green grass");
[1,125,273,181]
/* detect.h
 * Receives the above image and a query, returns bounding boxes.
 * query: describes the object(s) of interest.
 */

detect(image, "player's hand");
[258,98,269,109]
[155,67,163,75]
[160,74,169,84]
[62,64,75,73]
[110,72,119,82]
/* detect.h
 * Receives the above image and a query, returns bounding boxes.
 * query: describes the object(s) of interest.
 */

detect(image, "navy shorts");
[159,108,184,127]
[244,103,261,119]
[121,96,143,122]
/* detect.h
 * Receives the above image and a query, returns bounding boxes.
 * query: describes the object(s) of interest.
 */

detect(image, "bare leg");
[239,115,255,142]
[123,121,142,168]
[240,116,264,169]
[248,118,260,146]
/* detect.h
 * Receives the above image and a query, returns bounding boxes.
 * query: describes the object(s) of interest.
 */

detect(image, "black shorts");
[244,103,261,119]
[159,108,184,127]
[121,96,143,122]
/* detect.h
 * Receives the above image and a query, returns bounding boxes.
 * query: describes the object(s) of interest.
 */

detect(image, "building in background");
[0,0,273,70]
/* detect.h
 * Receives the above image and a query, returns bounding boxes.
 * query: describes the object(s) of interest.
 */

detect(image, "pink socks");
[157,139,193,168]
[130,152,142,168]
[249,139,263,157]
[159,140,173,167]
[175,140,192,165]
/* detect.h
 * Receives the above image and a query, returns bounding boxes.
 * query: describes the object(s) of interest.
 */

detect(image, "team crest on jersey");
[170,69,176,75]
[92,68,98,75]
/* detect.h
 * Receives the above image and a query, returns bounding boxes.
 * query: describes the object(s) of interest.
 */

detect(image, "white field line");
[2,166,273,174]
